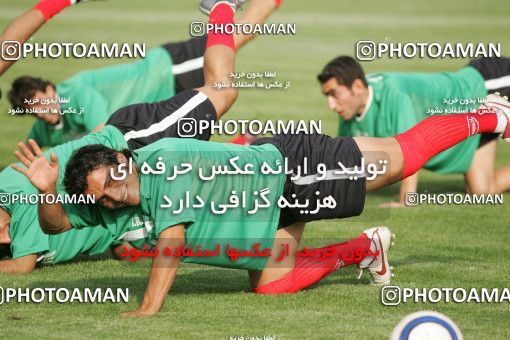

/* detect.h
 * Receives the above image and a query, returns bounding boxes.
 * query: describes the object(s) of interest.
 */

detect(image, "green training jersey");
[0,168,119,264]
[28,47,175,147]
[42,228,121,265]
[339,66,487,174]
[0,125,127,261]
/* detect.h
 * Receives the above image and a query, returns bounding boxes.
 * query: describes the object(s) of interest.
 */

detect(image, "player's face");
[84,155,141,209]
[0,208,11,245]
[321,78,365,121]
[29,85,61,125]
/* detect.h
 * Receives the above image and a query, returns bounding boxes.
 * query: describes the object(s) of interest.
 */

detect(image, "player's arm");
[11,140,72,234]
[0,254,37,274]
[0,0,89,77]
[92,123,106,132]
[379,171,419,208]
[122,224,185,318]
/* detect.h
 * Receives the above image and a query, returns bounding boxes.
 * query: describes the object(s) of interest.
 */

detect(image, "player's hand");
[378,201,405,209]
[121,309,157,318]
[11,139,59,193]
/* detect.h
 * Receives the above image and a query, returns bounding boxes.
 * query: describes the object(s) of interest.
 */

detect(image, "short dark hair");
[64,144,132,196]
[8,76,54,112]
[317,56,368,87]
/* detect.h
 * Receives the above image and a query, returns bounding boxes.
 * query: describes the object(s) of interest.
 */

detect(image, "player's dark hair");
[317,56,368,87]
[8,76,54,113]
[0,244,12,259]
[64,144,132,196]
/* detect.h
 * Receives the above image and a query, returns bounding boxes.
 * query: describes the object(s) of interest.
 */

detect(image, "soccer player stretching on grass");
[2,0,281,147]
[2,0,282,273]
[318,56,510,207]
[12,0,510,317]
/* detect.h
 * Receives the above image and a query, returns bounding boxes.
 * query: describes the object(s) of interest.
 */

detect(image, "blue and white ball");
[390,311,463,340]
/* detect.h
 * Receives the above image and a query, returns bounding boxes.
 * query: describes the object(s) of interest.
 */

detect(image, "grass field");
[1,0,510,339]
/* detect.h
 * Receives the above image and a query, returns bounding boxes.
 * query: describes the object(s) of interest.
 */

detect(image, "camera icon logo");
[178,118,198,138]
[0,193,10,207]
[356,40,376,61]
[190,22,206,37]
[1,41,21,61]
[404,192,419,207]
[381,285,401,306]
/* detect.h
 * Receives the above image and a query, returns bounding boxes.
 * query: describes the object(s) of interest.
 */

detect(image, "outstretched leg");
[249,225,392,294]
[103,1,241,149]
[234,0,282,48]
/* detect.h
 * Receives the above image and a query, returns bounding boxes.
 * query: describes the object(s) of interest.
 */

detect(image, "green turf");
[1,0,510,339]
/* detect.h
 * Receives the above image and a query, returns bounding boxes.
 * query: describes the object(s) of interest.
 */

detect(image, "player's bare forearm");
[122,225,185,317]
[111,243,140,261]
[0,9,45,76]
[0,254,37,274]
[234,0,279,48]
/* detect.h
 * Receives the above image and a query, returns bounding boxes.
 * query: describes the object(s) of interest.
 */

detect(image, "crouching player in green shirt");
[5,0,281,147]
[318,56,510,207]
[13,2,510,317]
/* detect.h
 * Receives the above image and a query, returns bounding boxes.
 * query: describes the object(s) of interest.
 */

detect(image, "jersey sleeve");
[10,204,50,259]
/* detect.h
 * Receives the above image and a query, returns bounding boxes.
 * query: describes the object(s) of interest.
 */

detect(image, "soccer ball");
[390,311,463,340]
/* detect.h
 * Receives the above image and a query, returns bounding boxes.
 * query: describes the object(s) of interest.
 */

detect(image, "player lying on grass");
[12,0,510,317]
[5,0,281,147]
[0,198,130,274]
[318,56,510,207]
[0,0,256,274]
